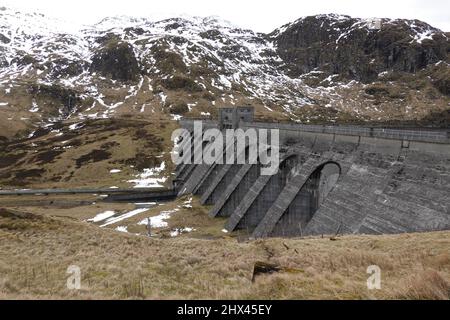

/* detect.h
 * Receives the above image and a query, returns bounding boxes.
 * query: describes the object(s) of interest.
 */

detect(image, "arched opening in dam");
[234,154,301,232]
[270,161,341,237]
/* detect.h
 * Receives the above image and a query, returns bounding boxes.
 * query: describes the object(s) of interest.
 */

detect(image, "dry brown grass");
[0,207,448,300]
[391,269,449,300]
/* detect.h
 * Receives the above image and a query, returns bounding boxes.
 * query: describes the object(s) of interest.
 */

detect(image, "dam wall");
[176,118,450,237]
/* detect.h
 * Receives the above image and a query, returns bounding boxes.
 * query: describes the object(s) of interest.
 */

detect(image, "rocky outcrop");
[47,58,86,78]
[169,102,189,115]
[274,14,449,83]
[90,39,140,82]
[0,33,10,44]
[29,84,81,115]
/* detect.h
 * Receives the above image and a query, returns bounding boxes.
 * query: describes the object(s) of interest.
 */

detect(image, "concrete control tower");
[218,106,254,129]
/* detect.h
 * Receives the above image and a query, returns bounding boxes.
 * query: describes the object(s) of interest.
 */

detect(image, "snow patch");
[69,122,83,130]
[87,210,116,222]
[115,226,128,233]
[138,208,179,228]
[128,162,167,188]
[170,227,194,237]
[101,208,150,227]
[29,100,39,113]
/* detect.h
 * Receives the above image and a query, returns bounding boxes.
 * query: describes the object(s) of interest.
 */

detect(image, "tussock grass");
[0,208,448,300]
[391,269,449,300]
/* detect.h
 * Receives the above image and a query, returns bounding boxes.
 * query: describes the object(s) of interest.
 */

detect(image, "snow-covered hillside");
[0,7,448,137]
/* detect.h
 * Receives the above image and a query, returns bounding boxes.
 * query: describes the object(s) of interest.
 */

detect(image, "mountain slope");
[0,8,448,188]
[0,9,448,135]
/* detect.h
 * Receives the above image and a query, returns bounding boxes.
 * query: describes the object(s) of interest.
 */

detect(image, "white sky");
[2,0,449,32]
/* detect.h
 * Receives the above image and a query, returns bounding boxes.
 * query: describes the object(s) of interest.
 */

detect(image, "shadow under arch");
[270,160,342,237]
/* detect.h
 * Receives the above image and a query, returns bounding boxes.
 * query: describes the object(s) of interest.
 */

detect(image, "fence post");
[147,218,152,237]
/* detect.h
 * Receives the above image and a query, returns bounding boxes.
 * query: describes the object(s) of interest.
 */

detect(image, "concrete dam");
[174,108,450,238]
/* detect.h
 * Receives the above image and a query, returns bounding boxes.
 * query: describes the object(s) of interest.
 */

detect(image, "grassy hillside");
[0,117,178,189]
[0,205,448,300]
